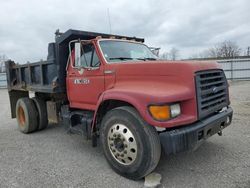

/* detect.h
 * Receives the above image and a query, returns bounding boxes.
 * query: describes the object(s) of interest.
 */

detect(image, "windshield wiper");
[109,57,158,61]
[109,57,134,60]
[136,57,158,61]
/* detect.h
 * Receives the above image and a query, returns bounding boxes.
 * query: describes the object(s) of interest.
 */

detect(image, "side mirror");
[74,42,81,67]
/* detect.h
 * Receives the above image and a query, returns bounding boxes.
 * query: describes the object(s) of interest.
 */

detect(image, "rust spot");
[18,106,25,127]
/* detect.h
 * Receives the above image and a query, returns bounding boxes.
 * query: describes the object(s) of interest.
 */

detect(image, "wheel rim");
[18,106,26,127]
[107,124,137,165]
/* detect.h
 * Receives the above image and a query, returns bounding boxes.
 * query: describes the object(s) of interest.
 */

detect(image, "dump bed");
[6,29,144,94]
[5,43,60,93]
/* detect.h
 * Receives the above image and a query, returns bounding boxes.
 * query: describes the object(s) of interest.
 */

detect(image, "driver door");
[67,42,104,110]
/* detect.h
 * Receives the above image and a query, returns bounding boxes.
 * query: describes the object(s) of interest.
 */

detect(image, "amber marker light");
[149,103,181,121]
[149,105,171,121]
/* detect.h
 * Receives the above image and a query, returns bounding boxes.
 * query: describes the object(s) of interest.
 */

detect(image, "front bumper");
[159,107,233,155]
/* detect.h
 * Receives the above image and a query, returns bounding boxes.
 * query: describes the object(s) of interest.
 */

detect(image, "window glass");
[76,43,100,68]
[92,50,100,67]
[80,44,92,67]
[99,40,158,63]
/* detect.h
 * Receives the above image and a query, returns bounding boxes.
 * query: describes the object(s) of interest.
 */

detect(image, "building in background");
[187,56,250,80]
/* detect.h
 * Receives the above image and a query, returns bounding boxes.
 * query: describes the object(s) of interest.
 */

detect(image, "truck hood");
[104,59,222,102]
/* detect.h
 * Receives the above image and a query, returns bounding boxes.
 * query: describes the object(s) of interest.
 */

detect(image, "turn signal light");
[149,103,181,121]
[149,105,171,121]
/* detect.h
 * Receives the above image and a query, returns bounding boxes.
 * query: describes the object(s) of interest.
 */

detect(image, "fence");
[0,73,7,88]
[217,58,250,80]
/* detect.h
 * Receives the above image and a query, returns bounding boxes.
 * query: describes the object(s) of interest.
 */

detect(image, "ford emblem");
[212,87,218,93]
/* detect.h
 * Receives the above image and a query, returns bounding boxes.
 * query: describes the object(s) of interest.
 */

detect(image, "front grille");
[195,69,229,119]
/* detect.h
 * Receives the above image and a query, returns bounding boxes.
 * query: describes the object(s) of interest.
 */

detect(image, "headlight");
[170,103,181,118]
[149,103,181,121]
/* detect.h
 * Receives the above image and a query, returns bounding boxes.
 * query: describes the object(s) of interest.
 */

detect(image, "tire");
[100,106,161,180]
[32,97,48,131]
[16,98,38,133]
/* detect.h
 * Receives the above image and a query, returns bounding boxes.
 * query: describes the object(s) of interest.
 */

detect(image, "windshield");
[99,40,158,63]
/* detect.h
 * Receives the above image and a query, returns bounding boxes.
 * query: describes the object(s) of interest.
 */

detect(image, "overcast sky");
[0,0,249,63]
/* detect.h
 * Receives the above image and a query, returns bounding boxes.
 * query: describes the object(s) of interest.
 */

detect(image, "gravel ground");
[0,81,250,188]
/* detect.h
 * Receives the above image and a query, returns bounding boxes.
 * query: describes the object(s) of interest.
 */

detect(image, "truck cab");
[5,29,233,180]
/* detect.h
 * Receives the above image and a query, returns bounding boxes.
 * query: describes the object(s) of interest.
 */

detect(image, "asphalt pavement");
[0,81,249,188]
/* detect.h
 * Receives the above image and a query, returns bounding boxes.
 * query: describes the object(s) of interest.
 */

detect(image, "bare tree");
[189,50,211,59]
[246,46,250,56]
[169,47,179,60]
[208,41,241,58]
[160,51,169,60]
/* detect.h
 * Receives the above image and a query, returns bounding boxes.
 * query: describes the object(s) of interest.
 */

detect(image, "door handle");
[104,70,115,75]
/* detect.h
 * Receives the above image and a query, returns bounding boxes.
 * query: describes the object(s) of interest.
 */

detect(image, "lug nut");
[124,144,128,148]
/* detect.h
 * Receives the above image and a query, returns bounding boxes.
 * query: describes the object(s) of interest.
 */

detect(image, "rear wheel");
[32,97,48,131]
[16,98,38,133]
[100,106,161,180]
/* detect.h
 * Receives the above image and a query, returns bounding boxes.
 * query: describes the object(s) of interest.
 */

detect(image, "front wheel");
[100,106,161,180]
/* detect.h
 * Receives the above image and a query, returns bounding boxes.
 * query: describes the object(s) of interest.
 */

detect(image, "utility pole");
[107,8,112,34]
[247,47,250,56]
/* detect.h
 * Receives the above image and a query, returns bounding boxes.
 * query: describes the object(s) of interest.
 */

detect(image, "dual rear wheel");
[16,97,48,133]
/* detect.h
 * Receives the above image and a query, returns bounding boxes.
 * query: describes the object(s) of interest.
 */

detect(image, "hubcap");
[107,124,137,165]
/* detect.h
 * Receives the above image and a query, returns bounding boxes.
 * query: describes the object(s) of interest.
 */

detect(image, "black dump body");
[5,29,144,93]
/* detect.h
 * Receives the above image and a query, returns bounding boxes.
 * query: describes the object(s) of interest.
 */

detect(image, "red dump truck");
[5,29,233,180]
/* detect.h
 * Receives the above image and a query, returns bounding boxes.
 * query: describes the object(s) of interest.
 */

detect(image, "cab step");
[61,105,94,139]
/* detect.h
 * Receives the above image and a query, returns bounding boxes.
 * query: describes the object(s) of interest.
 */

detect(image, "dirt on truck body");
[5,29,233,180]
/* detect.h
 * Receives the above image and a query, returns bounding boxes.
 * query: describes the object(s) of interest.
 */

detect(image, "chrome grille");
[195,69,229,119]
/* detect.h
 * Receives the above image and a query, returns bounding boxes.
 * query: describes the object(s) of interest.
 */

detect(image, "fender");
[91,81,197,133]
[91,89,143,133]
